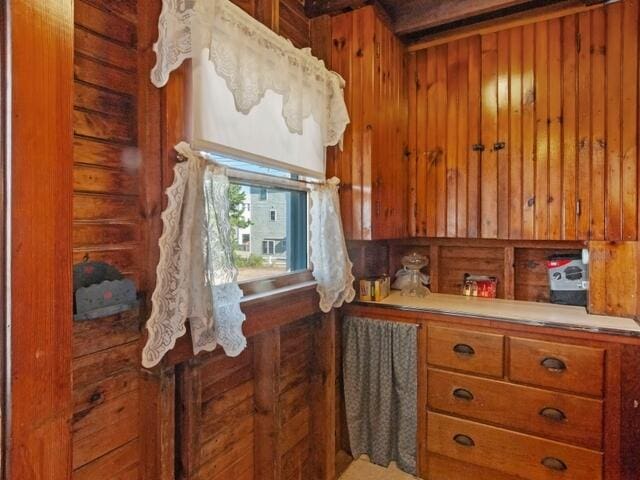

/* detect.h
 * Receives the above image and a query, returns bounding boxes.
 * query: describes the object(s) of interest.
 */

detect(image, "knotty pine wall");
[407,1,639,242]
[70,1,330,479]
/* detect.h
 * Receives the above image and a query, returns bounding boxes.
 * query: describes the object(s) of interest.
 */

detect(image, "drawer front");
[508,337,605,397]
[426,453,520,480]
[427,326,504,377]
[427,412,603,480]
[427,369,603,450]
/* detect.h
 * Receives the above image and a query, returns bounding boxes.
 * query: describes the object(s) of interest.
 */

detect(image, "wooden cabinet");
[329,6,408,240]
[344,302,640,480]
[424,324,612,479]
[407,1,640,241]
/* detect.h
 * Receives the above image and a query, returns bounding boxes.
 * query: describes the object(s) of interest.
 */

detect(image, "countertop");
[356,291,640,337]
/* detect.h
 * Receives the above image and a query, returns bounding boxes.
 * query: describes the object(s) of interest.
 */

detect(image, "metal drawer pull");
[540,357,567,373]
[453,343,475,357]
[541,457,567,471]
[453,434,475,447]
[453,388,474,401]
[539,407,567,422]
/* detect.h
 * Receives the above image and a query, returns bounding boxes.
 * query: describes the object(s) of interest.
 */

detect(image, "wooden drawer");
[508,337,605,397]
[426,453,520,480]
[427,368,603,450]
[427,326,504,377]
[427,412,603,480]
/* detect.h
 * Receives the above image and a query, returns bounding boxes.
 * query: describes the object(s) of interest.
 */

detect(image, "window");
[205,154,310,283]
[262,240,275,255]
[232,184,307,282]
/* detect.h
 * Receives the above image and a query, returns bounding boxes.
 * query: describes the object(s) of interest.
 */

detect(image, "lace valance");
[151,0,349,147]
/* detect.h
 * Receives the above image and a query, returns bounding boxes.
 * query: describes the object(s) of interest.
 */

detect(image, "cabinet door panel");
[481,33,499,238]
[410,3,638,241]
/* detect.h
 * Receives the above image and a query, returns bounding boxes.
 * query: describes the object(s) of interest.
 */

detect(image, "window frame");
[226,166,316,291]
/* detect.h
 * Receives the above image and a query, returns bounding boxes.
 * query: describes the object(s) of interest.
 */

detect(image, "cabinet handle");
[539,407,567,422]
[541,457,567,471]
[540,357,567,373]
[453,434,475,447]
[472,144,485,152]
[453,388,474,401]
[493,142,506,151]
[453,343,475,357]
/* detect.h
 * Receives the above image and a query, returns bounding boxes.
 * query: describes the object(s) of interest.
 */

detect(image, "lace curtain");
[151,0,349,147]
[142,142,246,368]
[310,178,356,312]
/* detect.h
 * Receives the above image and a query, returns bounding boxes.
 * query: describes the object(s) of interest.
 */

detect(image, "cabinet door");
[480,2,638,241]
[410,2,639,241]
[408,36,482,238]
[330,7,407,240]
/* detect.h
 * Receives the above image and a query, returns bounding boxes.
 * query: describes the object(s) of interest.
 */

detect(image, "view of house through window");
[229,182,308,282]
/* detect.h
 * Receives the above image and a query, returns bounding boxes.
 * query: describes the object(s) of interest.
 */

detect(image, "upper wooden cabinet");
[328,6,408,240]
[407,1,640,241]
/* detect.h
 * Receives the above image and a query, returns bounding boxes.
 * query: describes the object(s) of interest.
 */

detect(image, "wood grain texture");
[408,2,640,242]
[8,1,74,479]
[329,6,407,240]
[428,368,604,450]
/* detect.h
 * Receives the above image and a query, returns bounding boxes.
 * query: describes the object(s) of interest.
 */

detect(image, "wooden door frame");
[3,1,74,479]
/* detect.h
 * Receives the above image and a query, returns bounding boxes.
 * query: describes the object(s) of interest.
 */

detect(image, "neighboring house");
[249,187,287,264]
[235,186,288,265]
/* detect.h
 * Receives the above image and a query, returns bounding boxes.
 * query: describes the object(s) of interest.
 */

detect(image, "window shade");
[152,0,350,179]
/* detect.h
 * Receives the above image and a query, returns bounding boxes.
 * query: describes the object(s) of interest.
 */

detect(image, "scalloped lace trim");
[142,143,246,368]
[151,0,349,147]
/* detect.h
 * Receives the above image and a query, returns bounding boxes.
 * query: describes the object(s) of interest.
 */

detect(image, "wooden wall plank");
[445,41,458,237]
[456,38,469,238]
[496,30,510,240]
[467,35,482,239]
[548,18,563,240]
[435,44,448,238]
[254,330,282,480]
[481,33,498,238]
[576,11,592,240]
[508,27,523,240]
[590,7,606,240]
[561,15,578,240]
[425,48,438,236]
[8,1,75,478]
[521,23,536,240]
[621,0,639,241]
[605,2,623,241]
[534,20,549,240]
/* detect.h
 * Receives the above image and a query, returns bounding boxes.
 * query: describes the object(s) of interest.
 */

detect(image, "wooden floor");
[339,457,418,480]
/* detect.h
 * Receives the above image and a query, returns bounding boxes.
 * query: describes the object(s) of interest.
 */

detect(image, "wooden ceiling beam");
[392,0,546,35]
[304,0,373,18]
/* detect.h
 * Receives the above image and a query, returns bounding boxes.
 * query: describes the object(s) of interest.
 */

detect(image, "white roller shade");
[151,0,349,180]
[191,48,326,178]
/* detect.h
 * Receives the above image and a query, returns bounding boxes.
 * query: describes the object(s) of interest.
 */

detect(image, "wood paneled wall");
[175,316,335,480]
[73,0,141,285]
[329,7,408,240]
[72,309,142,479]
[407,1,640,242]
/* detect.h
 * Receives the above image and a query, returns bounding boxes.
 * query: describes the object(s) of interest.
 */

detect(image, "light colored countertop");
[358,291,640,337]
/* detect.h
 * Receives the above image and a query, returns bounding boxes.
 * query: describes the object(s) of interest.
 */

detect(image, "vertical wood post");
[504,246,515,299]
[176,360,203,479]
[429,244,440,292]
[311,312,337,479]
[140,366,176,480]
[254,329,282,480]
[6,1,74,478]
